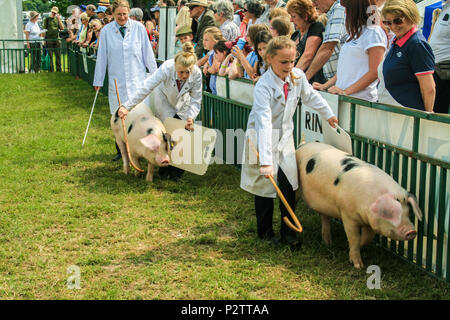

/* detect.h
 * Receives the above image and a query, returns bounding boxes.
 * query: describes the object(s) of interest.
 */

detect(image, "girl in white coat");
[240,36,338,249]
[93,0,157,160]
[118,42,202,180]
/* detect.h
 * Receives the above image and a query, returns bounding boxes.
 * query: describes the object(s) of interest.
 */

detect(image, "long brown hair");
[341,0,372,41]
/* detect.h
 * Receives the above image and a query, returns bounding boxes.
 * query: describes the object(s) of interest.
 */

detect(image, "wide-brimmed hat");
[51,6,59,14]
[176,25,193,37]
[188,0,210,8]
[97,0,110,6]
[29,11,39,20]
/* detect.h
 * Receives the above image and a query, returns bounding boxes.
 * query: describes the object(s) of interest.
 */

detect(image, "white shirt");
[336,25,387,102]
[93,19,157,114]
[240,67,335,198]
[25,21,42,41]
[429,1,450,64]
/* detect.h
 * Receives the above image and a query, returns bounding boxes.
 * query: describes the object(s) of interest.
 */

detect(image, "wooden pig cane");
[114,79,145,173]
[248,138,303,233]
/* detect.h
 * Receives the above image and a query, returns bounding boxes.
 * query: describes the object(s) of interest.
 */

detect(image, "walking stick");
[82,89,99,147]
[248,138,303,233]
[114,79,145,173]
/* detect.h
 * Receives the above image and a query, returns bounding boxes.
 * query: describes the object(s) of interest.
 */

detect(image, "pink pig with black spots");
[296,142,423,269]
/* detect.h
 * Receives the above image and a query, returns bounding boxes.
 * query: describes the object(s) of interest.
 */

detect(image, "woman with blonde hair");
[378,0,435,111]
[119,42,202,180]
[287,0,325,83]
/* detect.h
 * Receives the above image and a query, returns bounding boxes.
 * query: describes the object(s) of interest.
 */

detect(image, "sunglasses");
[382,17,404,26]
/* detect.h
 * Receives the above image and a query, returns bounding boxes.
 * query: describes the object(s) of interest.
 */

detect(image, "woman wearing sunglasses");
[378,0,436,112]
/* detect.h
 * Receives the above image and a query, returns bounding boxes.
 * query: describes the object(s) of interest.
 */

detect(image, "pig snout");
[405,230,417,241]
[156,154,170,167]
[398,225,417,241]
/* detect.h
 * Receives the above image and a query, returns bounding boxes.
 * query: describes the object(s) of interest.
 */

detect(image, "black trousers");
[254,168,297,240]
[433,72,450,114]
[29,42,41,73]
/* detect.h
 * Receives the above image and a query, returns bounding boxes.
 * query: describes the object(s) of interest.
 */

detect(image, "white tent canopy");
[0,0,25,73]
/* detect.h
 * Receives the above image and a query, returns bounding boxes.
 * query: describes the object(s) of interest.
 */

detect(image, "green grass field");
[0,73,448,299]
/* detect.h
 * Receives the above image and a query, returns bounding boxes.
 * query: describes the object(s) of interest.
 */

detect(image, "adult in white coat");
[240,36,338,249]
[93,0,157,160]
[119,42,202,180]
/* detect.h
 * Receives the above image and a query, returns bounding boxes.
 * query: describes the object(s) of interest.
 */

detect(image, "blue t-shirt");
[244,51,258,79]
[383,27,435,110]
[208,51,217,95]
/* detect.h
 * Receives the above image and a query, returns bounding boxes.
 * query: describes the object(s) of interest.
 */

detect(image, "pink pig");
[111,102,172,182]
[296,142,423,269]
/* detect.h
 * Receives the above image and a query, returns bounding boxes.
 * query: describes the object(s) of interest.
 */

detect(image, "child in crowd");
[252,30,272,83]
[215,41,242,78]
[174,25,194,55]
[240,36,338,250]
[201,27,226,94]
[231,24,270,79]
[270,16,293,37]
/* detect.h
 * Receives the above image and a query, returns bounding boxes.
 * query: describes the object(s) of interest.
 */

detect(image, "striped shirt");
[322,0,347,80]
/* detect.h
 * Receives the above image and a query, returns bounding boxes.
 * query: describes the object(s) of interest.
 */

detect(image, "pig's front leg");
[321,214,332,246]
[342,214,364,269]
[146,163,154,182]
[360,226,375,247]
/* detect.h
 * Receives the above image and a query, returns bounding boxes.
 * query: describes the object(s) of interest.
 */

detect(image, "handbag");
[41,47,51,71]
[435,60,450,80]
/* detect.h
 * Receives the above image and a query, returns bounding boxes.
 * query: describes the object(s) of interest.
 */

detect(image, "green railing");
[0,39,70,73]
[341,96,450,282]
[9,42,449,284]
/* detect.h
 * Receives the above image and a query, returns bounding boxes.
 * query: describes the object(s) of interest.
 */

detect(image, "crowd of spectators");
[25,0,450,113]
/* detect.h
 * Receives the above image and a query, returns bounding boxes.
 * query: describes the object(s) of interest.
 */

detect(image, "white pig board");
[164,118,217,176]
[322,123,353,155]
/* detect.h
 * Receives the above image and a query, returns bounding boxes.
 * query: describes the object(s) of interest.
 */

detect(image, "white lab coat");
[93,20,157,114]
[240,67,335,198]
[122,59,203,122]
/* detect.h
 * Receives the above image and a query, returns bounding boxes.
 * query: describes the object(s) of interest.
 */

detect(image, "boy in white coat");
[241,36,338,249]
[93,0,157,160]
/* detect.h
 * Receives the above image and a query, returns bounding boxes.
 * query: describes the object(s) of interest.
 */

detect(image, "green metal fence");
[5,42,449,284]
[0,39,70,73]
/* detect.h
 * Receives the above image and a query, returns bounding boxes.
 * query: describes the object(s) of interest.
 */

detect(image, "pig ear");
[140,134,161,152]
[369,193,402,227]
[407,192,423,222]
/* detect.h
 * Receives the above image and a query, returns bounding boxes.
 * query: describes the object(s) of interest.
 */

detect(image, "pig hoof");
[322,234,332,246]
[350,258,364,269]
[145,175,153,182]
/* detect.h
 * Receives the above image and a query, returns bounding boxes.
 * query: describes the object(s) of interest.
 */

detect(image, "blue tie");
[119,26,126,38]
